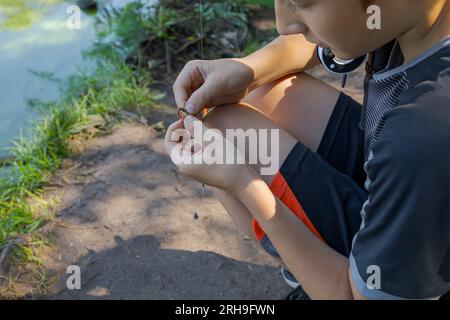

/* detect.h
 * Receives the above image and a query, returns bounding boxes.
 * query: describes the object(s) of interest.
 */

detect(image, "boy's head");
[275,0,448,59]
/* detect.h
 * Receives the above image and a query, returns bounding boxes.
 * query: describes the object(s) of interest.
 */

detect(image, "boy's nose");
[277,22,308,35]
[275,0,308,35]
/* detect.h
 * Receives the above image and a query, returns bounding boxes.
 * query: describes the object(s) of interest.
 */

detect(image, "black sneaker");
[280,266,300,289]
[280,267,311,300]
[284,285,311,300]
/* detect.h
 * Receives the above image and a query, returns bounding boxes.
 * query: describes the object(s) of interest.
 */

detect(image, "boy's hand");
[172,59,254,116]
[164,115,251,193]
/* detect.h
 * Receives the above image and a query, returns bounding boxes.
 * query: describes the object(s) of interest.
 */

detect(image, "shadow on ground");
[45,234,288,300]
[7,67,367,299]
[28,104,290,300]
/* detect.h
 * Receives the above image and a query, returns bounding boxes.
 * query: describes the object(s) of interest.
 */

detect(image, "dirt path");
[30,99,291,299]
[4,66,365,300]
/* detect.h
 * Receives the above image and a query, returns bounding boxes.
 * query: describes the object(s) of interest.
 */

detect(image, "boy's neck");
[397,0,449,63]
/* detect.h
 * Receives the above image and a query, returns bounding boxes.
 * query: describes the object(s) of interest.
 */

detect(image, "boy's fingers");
[167,119,184,136]
[180,116,204,154]
[164,117,206,160]
[173,82,188,113]
[173,65,191,110]
[183,115,207,139]
[164,120,184,151]
[185,80,217,115]
[173,61,205,111]
[183,115,195,131]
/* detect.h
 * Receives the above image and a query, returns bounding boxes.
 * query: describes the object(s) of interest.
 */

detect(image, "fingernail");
[185,102,194,113]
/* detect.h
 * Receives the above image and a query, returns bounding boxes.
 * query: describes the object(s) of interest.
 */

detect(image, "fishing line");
[194,0,205,213]
[200,0,204,61]
[199,0,205,203]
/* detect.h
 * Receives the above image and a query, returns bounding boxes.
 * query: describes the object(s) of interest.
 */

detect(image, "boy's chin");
[332,49,364,61]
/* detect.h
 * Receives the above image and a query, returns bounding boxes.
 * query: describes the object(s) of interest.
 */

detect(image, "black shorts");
[252,92,369,258]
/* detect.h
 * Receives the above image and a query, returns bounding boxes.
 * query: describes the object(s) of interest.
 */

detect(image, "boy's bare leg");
[206,72,340,243]
[212,188,255,239]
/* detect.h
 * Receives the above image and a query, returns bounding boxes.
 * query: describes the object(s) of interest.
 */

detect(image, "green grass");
[0,0,273,270]
[0,0,164,260]
[0,56,159,251]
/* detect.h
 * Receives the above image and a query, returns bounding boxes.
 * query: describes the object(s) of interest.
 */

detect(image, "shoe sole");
[281,267,300,289]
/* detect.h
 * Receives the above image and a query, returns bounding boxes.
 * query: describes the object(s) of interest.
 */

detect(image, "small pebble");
[193,212,199,220]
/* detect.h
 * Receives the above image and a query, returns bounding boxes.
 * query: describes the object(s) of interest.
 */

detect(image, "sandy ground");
[2,65,366,300]
[40,116,290,300]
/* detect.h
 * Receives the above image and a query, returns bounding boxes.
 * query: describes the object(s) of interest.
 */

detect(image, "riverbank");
[4,97,291,299]
[0,0,283,298]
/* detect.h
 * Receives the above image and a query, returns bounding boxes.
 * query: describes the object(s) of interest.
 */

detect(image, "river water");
[0,0,140,157]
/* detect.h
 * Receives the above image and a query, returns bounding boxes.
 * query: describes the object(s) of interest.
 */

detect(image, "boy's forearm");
[238,34,319,92]
[233,167,363,300]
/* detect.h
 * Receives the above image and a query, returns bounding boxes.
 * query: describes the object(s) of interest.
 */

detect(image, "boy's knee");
[240,72,302,106]
[203,102,254,132]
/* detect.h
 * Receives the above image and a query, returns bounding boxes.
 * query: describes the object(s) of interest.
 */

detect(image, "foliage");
[90,0,274,76]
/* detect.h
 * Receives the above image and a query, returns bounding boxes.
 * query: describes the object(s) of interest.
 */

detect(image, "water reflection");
[0,0,63,31]
[0,0,152,157]
[0,0,96,157]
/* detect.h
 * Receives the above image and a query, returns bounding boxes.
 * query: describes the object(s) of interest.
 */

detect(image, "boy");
[166,0,450,299]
